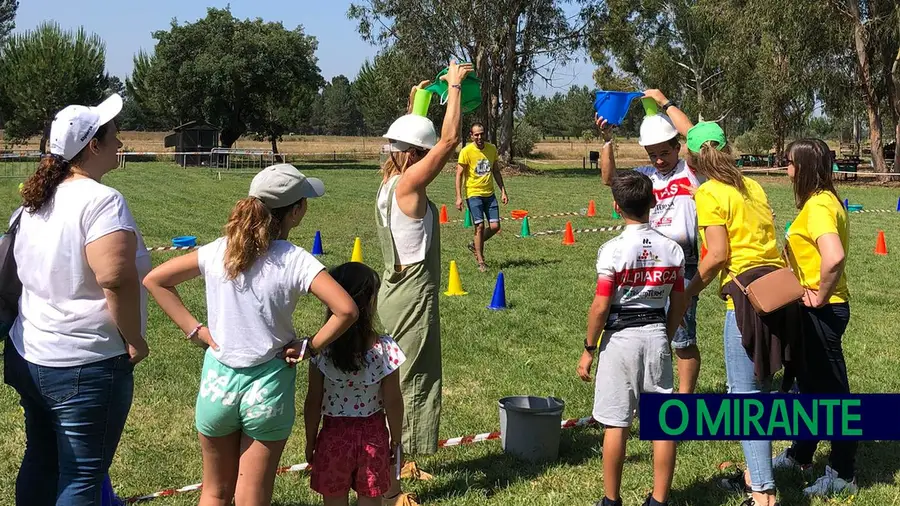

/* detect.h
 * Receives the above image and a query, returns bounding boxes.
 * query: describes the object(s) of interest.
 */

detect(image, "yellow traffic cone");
[443,260,468,296]
[350,237,364,263]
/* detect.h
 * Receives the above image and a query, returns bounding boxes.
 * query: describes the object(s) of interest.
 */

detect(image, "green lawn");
[1,163,899,506]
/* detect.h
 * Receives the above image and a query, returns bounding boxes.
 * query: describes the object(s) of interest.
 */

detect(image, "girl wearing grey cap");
[375,60,472,506]
[143,163,358,506]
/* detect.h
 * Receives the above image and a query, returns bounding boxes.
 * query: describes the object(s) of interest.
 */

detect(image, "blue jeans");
[723,310,775,492]
[466,194,500,225]
[3,342,134,506]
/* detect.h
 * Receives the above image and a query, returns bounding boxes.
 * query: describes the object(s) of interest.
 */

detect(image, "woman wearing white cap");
[375,60,472,505]
[3,93,151,505]
[143,163,358,506]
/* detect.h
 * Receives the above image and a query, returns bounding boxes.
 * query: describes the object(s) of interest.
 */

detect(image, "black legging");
[788,302,856,480]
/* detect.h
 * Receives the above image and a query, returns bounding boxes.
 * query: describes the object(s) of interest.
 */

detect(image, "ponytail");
[21,155,72,213]
[223,197,298,279]
[690,142,747,195]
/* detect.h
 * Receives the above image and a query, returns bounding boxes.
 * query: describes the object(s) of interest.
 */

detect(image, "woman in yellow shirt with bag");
[682,122,786,506]
[771,139,858,497]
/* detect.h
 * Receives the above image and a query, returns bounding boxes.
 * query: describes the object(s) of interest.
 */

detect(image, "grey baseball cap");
[248,163,325,209]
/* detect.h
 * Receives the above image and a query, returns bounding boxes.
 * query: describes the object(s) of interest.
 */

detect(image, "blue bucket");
[172,236,197,247]
[593,91,644,126]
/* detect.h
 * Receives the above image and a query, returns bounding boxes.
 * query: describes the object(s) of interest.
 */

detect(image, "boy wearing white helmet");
[596,89,703,395]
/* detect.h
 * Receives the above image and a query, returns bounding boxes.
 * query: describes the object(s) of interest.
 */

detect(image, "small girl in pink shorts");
[305,262,406,505]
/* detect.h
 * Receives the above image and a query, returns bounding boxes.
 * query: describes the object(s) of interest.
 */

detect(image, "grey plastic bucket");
[498,396,565,462]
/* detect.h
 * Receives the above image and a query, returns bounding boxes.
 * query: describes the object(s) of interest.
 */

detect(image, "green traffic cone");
[612,209,621,219]
[463,207,472,228]
[785,220,792,238]
[520,216,531,237]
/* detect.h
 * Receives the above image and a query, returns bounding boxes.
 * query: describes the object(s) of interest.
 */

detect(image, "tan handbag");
[726,243,804,315]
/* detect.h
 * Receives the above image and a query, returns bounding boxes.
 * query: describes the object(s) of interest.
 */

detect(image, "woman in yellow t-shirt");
[771,139,857,497]
[682,122,782,506]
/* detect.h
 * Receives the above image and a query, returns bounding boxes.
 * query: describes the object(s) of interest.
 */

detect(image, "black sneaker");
[717,469,751,495]
[642,493,668,506]
[594,497,622,506]
[739,498,780,506]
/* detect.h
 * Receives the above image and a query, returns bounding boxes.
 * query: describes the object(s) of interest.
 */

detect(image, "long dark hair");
[222,197,302,279]
[787,139,840,209]
[21,122,112,213]
[323,262,381,373]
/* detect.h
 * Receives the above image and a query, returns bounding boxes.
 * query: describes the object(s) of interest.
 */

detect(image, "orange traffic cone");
[587,200,596,217]
[875,230,888,255]
[439,205,449,224]
[701,242,708,260]
[562,221,576,245]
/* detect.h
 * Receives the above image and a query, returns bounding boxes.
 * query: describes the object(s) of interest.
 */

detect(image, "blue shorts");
[467,194,500,225]
[669,263,698,350]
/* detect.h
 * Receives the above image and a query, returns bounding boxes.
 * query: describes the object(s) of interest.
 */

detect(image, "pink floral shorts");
[310,411,390,497]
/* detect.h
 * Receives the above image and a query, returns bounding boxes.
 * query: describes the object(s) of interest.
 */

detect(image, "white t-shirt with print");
[634,160,703,264]
[10,178,151,367]
[313,335,406,418]
[197,237,325,369]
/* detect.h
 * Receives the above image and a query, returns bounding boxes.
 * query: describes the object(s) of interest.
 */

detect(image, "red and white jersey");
[595,224,685,330]
[634,160,703,264]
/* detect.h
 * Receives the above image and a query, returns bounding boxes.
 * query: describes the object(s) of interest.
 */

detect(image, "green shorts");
[195,350,296,441]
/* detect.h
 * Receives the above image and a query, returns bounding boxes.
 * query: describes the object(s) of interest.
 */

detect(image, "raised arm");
[595,114,617,186]
[643,89,694,137]
[396,61,473,202]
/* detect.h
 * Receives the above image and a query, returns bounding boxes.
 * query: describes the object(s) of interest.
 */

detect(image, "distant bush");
[513,121,541,158]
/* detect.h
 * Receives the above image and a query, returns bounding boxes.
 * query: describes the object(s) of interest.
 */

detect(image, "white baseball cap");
[48,93,123,161]
[249,163,325,209]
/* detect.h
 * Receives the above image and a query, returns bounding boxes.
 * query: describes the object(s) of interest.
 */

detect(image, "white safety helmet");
[638,114,679,147]
[383,114,438,152]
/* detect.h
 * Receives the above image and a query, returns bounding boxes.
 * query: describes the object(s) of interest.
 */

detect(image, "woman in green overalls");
[376,61,472,506]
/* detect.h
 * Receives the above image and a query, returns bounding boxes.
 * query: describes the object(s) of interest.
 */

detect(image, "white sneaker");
[803,465,858,497]
[772,449,811,472]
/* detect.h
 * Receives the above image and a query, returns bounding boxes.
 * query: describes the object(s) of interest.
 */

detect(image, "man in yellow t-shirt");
[455,123,509,272]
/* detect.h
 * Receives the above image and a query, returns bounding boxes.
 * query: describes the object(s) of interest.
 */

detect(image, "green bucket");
[424,66,482,113]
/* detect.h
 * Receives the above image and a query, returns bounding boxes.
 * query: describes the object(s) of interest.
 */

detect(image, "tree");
[319,75,363,136]
[348,0,583,160]
[0,22,107,150]
[0,0,17,42]
[127,7,323,149]
[354,48,441,136]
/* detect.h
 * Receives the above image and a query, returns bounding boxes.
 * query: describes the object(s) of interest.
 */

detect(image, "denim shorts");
[195,350,296,441]
[669,263,698,350]
[467,194,500,225]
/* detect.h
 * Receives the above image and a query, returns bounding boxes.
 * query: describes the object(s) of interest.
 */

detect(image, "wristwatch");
[584,339,597,352]
[662,100,677,111]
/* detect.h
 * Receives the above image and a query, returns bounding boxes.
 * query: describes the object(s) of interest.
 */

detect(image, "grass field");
[1,161,899,506]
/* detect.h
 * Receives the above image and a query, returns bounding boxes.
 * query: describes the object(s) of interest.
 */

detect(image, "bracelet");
[450,84,462,90]
[584,339,597,352]
[186,323,203,340]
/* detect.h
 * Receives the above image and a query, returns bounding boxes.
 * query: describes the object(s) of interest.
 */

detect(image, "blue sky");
[15,0,597,96]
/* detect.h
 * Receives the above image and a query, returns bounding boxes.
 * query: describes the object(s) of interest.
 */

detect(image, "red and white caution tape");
[124,416,596,503]
[146,246,200,252]
[520,224,626,239]
[850,208,896,213]
[445,211,585,225]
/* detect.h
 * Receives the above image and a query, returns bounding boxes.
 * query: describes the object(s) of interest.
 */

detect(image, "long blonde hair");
[223,197,297,279]
[688,142,747,195]
[381,151,413,179]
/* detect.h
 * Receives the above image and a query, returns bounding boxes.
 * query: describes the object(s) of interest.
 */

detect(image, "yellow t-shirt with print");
[695,176,785,309]
[458,142,497,198]
[786,191,850,304]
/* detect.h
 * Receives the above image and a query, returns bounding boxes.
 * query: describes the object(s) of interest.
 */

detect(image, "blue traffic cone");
[312,230,324,256]
[487,272,507,310]
[896,196,900,212]
[844,198,849,210]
